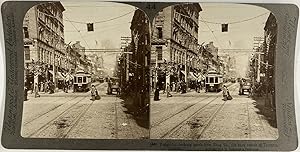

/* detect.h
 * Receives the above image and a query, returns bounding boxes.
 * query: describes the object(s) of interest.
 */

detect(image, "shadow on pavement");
[251,96,277,128]
[120,95,149,129]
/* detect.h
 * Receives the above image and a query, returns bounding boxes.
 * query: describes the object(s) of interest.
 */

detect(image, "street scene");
[22,2,150,139]
[150,3,278,139]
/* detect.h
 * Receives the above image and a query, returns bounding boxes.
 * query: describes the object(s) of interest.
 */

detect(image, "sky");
[198,3,270,77]
[61,2,135,72]
[61,2,271,78]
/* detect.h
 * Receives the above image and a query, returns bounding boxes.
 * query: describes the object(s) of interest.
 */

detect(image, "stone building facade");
[151,3,202,90]
[23,2,65,87]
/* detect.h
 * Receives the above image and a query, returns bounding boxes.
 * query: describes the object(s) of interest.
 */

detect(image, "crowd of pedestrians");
[24,79,73,100]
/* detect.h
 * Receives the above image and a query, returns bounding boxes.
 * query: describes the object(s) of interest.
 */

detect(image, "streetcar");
[73,70,92,92]
[205,70,223,92]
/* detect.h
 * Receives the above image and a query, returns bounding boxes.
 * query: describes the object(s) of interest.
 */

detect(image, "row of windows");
[155,45,197,66]
[74,76,87,83]
[37,10,64,37]
[174,10,198,37]
[206,77,219,83]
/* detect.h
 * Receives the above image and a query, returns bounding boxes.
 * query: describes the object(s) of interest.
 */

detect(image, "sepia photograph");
[150,3,278,140]
[21,2,150,139]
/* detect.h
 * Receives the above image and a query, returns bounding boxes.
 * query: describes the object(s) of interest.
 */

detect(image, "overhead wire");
[39,9,135,25]
[199,12,270,25]
[64,15,91,49]
[200,16,223,49]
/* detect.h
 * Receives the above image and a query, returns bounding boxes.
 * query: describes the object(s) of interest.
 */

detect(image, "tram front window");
[210,77,214,83]
[83,77,86,83]
[215,77,218,83]
[78,77,82,83]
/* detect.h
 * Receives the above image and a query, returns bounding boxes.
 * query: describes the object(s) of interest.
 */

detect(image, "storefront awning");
[181,71,186,75]
[77,65,85,70]
[196,73,205,80]
[188,72,198,81]
[57,72,65,81]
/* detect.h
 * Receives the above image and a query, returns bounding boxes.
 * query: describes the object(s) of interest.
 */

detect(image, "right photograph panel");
[150,3,278,140]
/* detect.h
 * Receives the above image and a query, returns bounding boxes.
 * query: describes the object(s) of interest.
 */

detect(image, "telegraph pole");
[253,37,264,83]
[184,51,188,84]
[121,36,131,82]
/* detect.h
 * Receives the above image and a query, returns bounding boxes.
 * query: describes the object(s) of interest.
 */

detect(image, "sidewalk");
[151,82,235,97]
[27,81,102,98]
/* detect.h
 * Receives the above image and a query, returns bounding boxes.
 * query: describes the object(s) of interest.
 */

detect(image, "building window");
[157,46,162,60]
[157,27,163,39]
[24,46,30,60]
[23,27,29,38]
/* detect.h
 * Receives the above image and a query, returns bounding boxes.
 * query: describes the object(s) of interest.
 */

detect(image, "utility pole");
[253,37,264,83]
[184,51,188,84]
[154,50,158,90]
[121,36,131,82]
[53,51,56,91]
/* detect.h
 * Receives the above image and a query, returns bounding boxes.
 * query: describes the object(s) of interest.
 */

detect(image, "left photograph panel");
[21,2,150,139]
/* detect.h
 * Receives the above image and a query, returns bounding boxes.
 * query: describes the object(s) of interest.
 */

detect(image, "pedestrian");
[64,80,68,93]
[44,81,48,93]
[24,86,28,101]
[95,87,101,100]
[172,82,176,92]
[166,83,172,98]
[239,79,243,95]
[162,82,165,94]
[154,87,160,101]
[222,85,228,101]
[107,79,112,95]
[30,82,34,94]
[49,81,54,94]
[91,85,96,101]
[176,81,180,93]
[34,83,40,98]
[40,82,44,92]
[181,81,187,94]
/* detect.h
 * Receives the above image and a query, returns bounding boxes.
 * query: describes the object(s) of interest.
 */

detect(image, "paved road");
[150,83,278,140]
[21,82,149,139]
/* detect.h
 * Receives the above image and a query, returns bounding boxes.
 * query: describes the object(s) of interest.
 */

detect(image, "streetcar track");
[114,98,119,139]
[151,97,209,127]
[158,84,238,139]
[61,99,96,138]
[196,100,227,139]
[28,96,88,137]
[23,96,78,126]
[196,84,247,139]
[246,99,252,139]
[160,97,218,139]
[196,84,246,139]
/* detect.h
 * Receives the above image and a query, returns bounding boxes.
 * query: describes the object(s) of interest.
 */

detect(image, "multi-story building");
[71,41,90,71]
[263,13,277,109]
[151,3,202,90]
[66,45,81,74]
[23,2,65,87]
[205,42,219,71]
[128,9,151,110]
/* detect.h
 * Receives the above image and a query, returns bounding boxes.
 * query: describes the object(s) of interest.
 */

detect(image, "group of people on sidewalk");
[156,80,206,95]
[24,80,74,100]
